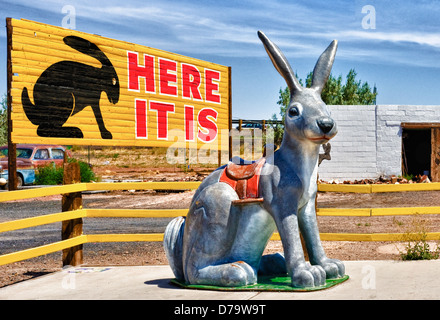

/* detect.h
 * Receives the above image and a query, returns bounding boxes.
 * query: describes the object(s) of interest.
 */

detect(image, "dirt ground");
[1,151,440,288]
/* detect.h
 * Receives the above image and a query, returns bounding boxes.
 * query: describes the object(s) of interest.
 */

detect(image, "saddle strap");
[219,158,266,199]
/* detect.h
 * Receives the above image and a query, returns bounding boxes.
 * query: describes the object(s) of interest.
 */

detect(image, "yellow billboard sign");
[7,18,231,150]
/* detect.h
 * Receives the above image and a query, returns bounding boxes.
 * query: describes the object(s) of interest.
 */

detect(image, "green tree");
[0,94,7,146]
[270,69,377,145]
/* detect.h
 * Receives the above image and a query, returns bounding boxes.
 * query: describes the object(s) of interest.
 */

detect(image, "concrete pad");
[0,260,439,300]
[255,260,440,300]
[0,265,257,300]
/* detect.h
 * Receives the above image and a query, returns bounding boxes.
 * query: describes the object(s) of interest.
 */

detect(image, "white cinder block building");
[317,105,440,182]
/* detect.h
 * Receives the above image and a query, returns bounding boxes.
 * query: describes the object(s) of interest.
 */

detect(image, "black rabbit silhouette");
[22,36,120,139]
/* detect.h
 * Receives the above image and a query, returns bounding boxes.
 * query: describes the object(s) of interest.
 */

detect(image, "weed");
[399,215,440,260]
[402,173,414,181]
[392,217,404,226]
[356,222,371,227]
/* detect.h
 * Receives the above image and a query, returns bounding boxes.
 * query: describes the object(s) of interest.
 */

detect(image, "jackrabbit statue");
[22,36,119,139]
[164,31,345,288]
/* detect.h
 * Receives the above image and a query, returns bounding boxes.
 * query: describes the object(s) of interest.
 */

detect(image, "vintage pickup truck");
[0,144,71,189]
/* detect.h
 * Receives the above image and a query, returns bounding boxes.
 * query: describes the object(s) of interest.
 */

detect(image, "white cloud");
[338,30,440,48]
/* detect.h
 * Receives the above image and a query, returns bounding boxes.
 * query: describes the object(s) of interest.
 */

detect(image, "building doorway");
[402,128,431,178]
[401,123,440,182]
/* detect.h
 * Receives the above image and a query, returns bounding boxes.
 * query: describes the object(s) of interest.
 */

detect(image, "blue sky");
[1,0,440,119]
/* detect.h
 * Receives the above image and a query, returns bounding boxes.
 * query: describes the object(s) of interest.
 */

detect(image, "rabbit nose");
[317,117,334,134]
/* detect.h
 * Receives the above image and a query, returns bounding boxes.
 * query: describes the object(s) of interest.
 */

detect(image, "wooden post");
[228,66,232,161]
[61,162,83,266]
[6,18,17,191]
[217,144,222,167]
[432,127,440,182]
[7,143,16,191]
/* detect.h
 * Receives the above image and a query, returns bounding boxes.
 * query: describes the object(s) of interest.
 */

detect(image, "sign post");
[6,18,17,190]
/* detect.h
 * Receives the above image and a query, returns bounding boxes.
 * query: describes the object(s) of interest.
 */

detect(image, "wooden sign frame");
[7,18,231,149]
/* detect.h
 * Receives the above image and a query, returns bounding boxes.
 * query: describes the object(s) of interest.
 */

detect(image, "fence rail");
[318,182,440,193]
[0,181,202,202]
[3,181,440,203]
[1,181,440,266]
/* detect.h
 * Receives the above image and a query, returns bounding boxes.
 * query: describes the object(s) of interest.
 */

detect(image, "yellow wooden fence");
[1,181,440,266]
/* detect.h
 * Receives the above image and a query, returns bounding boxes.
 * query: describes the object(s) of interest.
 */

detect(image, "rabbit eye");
[112,78,117,85]
[288,106,300,118]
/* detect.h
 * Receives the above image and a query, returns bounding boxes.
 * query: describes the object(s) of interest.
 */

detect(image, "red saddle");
[219,157,266,205]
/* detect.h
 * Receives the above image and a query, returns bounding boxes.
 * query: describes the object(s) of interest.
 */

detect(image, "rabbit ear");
[258,31,302,93]
[63,36,112,67]
[311,40,338,93]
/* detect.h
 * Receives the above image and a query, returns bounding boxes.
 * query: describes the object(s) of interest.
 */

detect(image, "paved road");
[0,192,173,255]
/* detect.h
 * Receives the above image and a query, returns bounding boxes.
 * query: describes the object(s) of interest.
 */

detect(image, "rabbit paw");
[318,258,345,279]
[227,261,257,286]
[101,130,113,139]
[291,263,326,288]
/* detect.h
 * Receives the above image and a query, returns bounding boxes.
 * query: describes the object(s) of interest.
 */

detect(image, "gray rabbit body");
[164,31,345,288]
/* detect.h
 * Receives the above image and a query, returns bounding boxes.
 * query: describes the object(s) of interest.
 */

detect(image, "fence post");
[61,162,83,266]
[6,18,17,191]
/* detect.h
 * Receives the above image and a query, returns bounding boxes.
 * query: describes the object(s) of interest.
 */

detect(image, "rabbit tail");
[21,87,39,125]
[163,216,185,281]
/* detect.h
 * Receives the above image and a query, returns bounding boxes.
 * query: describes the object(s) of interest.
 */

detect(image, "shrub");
[68,158,96,183]
[35,159,96,185]
[35,163,64,185]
